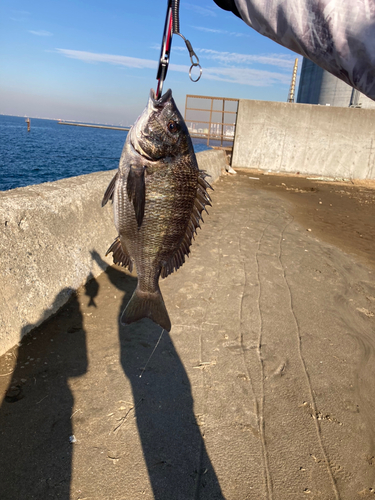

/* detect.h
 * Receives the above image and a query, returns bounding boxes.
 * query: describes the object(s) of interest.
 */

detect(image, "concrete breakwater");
[58,122,130,131]
[0,149,227,357]
[232,100,375,179]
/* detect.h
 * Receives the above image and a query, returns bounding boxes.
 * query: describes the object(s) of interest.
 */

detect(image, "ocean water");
[0,115,210,192]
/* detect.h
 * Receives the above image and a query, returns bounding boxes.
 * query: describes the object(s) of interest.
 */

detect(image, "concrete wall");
[232,99,375,179]
[0,149,227,357]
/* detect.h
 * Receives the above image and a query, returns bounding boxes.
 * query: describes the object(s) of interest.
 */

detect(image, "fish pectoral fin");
[127,165,146,228]
[121,287,171,332]
[102,172,119,207]
[105,236,133,272]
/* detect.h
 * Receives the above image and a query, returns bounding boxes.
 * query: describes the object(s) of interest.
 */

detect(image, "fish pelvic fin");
[121,287,171,332]
[102,172,118,207]
[105,236,133,272]
[161,170,213,279]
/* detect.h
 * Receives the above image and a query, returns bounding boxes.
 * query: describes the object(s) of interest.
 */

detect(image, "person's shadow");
[0,286,89,500]
[92,251,225,499]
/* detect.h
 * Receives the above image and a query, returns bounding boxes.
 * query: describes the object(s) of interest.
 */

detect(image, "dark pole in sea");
[25,118,30,132]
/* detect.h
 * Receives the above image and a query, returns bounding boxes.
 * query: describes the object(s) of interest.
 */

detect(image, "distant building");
[297,57,375,109]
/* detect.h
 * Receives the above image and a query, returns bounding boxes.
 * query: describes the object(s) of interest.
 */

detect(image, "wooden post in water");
[25,118,30,132]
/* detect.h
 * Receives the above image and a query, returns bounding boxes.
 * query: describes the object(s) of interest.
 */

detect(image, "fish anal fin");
[102,172,118,207]
[105,236,133,272]
[121,287,171,332]
[161,170,212,279]
[127,165,146,228]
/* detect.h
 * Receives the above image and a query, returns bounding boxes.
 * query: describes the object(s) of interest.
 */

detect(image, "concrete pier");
[58,122,130,131]
[0,149,227,357]
[0,171,374,499]
[1,113,375,498]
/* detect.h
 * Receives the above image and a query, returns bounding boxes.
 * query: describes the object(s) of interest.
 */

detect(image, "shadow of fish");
[102,89,212,332]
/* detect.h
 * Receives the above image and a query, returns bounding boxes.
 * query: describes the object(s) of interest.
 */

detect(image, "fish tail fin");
[121,287,171,332]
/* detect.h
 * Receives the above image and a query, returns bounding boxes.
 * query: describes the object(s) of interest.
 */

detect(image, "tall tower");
[296,57,375,109]
[287,58,298,103]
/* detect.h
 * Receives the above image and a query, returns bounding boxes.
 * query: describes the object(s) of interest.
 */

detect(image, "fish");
[102,89,212,332]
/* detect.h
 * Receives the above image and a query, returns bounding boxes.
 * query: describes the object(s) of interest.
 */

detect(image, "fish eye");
[167,120,179,134]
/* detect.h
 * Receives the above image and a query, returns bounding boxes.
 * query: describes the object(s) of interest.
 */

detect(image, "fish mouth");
[130,89,173,161]
[149,88,172,105]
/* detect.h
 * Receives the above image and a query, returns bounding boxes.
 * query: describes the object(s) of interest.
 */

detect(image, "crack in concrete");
[239,213,280,500]
[278,214,341,500]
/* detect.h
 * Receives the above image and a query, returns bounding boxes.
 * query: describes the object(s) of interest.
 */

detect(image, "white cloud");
[56,49,290,87]
[203,66,290,86]
[197,49,295,69]
[56,49,159,69]
[184,5,217,17]
[191,26,250,38]
[13,10,30,15]
[10,10,30,21]
[29,30,53,36]
[164,46,295,70]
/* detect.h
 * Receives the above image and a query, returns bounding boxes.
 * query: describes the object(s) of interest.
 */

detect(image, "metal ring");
[189,63,202,82]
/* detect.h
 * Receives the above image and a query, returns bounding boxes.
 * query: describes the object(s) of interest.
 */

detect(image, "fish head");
[130,89,192,161]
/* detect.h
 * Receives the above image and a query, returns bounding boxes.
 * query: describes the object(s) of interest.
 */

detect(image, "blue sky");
[0,0,300,125]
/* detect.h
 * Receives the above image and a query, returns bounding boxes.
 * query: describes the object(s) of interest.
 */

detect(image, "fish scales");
[102,89,212,332]
[116,157,199,289]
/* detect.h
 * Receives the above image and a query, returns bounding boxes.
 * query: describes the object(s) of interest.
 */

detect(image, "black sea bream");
[102,89,212,331]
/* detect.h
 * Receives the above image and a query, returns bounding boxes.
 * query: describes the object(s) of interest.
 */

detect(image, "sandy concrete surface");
[0,171,374,499]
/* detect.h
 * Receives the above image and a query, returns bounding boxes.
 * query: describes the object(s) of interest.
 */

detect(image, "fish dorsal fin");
[102,172,119,207]
[127,165,146,228]
[161,171,213,279]
[105,236,133,272]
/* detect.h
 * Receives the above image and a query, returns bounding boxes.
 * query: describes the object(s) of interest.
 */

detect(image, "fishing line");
[139,328,165,378]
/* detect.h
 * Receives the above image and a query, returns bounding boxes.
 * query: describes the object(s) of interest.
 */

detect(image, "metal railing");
[184,95,239,150]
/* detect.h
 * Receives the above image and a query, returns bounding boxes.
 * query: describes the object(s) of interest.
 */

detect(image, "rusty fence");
[184,95,239,151]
